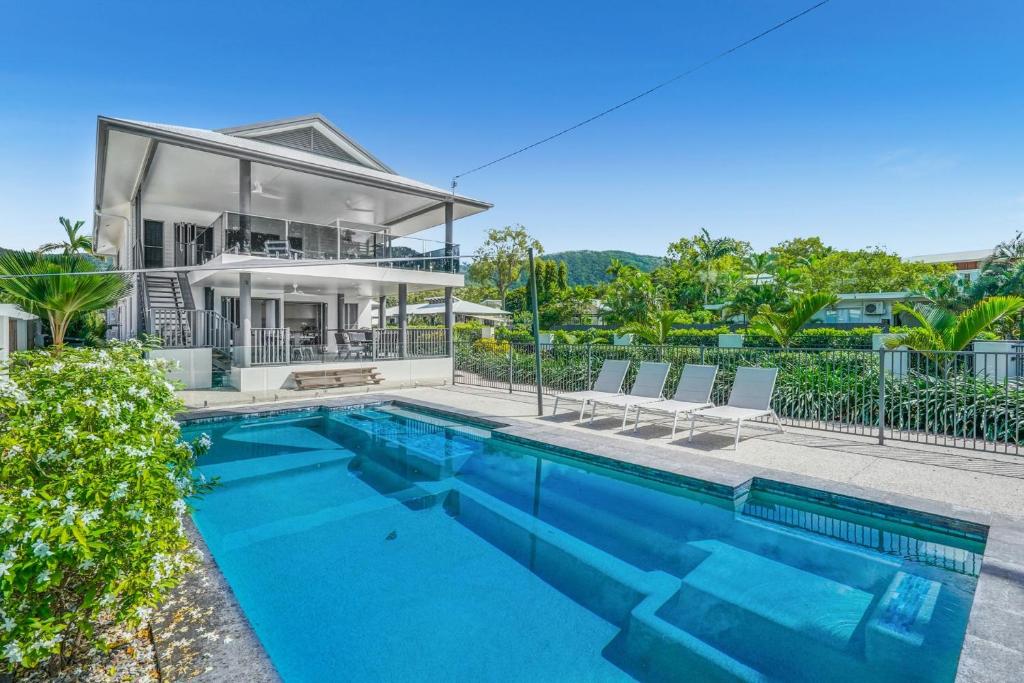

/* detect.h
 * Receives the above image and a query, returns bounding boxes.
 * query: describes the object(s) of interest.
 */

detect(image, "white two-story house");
[92,114,491,391]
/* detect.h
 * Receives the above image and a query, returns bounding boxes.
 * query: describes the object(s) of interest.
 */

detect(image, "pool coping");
[177,394,1024,682]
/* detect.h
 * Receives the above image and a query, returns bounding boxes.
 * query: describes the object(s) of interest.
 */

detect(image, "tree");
[886,296,1024,352]
[37,217,93,255]
[0,251,131,347]
[692,228,747,304]
[744,252,778,285]
[728,282,791,322]
[769,237,832,269]
[468,225,541,308]
[601,267,664,326]
[748,292,838,348]
[800,248,952,293]
[619,309,681,345]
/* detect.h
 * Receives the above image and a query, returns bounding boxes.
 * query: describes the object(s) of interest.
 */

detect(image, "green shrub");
[495,327,534,344]
[0,343,210,672]
[666,327,730,346]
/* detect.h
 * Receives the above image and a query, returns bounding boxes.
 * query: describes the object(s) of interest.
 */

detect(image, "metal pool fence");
[454,341,1024,455]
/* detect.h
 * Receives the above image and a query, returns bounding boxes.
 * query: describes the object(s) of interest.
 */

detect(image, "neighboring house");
[386,297,510,325]
[908,249,994,284]
[0,304,39,362]
[706,292,928,326]
[92,114,491,390]
[811,292,929,325]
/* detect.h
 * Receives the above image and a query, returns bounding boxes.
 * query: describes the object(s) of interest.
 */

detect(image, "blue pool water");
[182,404,984,682]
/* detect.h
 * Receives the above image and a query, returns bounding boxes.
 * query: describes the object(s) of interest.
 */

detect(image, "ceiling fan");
[231,181,284,200]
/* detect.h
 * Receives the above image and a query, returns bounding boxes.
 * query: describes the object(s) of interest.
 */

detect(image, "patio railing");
[454,341,1024,454]
[181,211,460,272]
[145,308,235,350]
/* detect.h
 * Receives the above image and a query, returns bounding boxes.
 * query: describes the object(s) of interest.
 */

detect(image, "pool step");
[199,448,354,485]
[657,539,875,680]
[221,424,341,452]
[447,482,769,682]
[327,413,480,480]
[215,483,440,553]
[730,515,900,592]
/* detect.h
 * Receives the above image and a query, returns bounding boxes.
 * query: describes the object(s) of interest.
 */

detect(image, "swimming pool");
[182,402,984,682]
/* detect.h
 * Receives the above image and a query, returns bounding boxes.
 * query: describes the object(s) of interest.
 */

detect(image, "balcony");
[180,211,460,273]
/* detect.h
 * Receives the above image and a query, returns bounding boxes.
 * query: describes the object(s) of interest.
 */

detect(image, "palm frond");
[0,251,131,346]
[750,292,836,347]
[946,296,1024,351]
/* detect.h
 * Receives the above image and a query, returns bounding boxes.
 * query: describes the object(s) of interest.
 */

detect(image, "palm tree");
[619,309,681,345]
[744,252,777,285]
[0,251,131,347]
[693,228,739,305]
[38,217,94,255]
[748,292,838,348]
[885,296,1024,352]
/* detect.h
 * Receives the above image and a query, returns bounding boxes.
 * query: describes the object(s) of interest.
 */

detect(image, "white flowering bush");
[0,342,211,673]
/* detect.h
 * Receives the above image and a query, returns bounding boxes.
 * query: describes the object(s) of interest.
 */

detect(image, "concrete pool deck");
[171,385,1024,682]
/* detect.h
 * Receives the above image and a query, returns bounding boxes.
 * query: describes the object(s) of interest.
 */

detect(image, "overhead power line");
[450,0,833,187]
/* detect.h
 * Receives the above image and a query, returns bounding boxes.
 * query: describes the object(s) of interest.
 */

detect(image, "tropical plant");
[747,292,838,348]
[744,252,778,284]
[0,251,130,347]
[0,343,212,674]
[728,282,791,322]
[37,217,93,255]
[886,296,1024,352]
[601,267,665,326]
[692,228,744,304]
[619,309,682,345]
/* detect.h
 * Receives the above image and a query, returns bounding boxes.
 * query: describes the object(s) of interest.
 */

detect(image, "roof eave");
[95,116,492,212]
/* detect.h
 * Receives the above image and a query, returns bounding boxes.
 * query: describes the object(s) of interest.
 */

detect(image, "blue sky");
[1,0,1022,257]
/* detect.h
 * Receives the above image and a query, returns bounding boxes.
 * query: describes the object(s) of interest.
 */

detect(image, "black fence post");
[586,343,593,389]
[528,248,544,416]
[878,348,886,446]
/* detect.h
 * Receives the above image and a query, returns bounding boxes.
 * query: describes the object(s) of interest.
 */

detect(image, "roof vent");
[251,127,361,165]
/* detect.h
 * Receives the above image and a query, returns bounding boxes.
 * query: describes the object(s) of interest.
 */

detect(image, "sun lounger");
[587,361,672,428]
[551,359,630,420]
[689,367,783,449]
[631,364,718,437]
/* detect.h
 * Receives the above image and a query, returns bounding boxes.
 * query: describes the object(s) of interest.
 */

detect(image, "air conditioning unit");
[864,302,885,315]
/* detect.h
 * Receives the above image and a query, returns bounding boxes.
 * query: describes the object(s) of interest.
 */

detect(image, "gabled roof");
[94,116,492,226]
[217,114,394,173]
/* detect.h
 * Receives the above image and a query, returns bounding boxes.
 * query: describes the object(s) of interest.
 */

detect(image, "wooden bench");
[292,367,384,390]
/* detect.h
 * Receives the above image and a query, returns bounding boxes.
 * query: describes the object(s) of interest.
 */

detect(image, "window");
[342,303,359,329]
[143,220,164,269]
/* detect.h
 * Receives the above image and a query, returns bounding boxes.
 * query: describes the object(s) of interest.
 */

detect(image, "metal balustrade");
[145,308,235,349]
[181,211,460,272]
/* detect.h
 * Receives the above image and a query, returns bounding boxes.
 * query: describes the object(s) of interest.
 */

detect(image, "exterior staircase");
[143,273,195,345]
[142,273,235,389]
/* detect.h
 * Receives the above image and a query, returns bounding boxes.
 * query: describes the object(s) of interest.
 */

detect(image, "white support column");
[398,284,408,359]
[444,201,455,357]
[239,272,252,368]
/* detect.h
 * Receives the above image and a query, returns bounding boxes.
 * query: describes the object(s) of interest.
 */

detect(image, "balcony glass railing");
[182,211,460,273]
